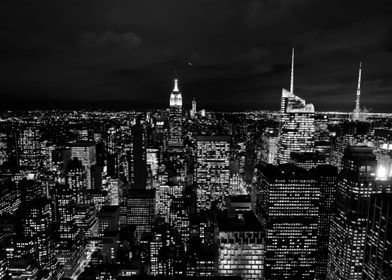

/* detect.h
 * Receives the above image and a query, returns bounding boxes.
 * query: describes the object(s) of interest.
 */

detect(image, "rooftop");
[256,163,313,181]
[217,211,262,232]
[196,135,231,142]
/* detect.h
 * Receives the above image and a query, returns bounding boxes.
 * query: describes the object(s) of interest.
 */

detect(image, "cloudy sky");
[1,0,391,111]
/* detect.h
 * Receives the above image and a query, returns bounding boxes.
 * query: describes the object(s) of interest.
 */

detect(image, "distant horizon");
[2,0,392,113]
[0,99,391,115]
[0,96,390,113]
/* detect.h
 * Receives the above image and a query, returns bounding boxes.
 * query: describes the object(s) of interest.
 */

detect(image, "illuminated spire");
[355,62,362,111]
[170,77,182,107]
[290,48,294,93]
[173,78,179,92]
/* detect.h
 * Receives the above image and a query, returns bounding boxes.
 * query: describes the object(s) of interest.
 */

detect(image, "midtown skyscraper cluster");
[0,50,391,280]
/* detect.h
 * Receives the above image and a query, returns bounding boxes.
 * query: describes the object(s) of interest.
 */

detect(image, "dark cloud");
[79,30,142,49]
[0,0,392,111]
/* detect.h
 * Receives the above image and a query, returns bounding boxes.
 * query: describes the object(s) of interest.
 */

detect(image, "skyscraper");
[0,132,9,166]
[65,158,87,204]
[363,193,392,280]
[131,118,147,189]
[278,49,315,164]
[70,141,96,189]
[18,128,41,171]
[168,78,183,150]
[327,146,377,280]
[122,189,155,243]
[22,198,58,276]
[255,163,319,280]
[261,128,279,165]
[55,184,83,277]
[312,165,338,280]
[190,97,197,118]
[196,135,230,211]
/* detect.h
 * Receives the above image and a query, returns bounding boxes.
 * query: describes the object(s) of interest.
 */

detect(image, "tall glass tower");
[327,146,377,280]
[278,49,315,164]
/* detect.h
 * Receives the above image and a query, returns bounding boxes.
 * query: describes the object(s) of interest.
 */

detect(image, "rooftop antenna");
[355,62,362,112]
[173,70,179,92]
[290,48,294,93]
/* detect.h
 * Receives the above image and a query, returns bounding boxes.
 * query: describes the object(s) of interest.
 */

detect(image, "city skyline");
[1,2,392,280]
[1,79,392,279]
[1,0,392,111]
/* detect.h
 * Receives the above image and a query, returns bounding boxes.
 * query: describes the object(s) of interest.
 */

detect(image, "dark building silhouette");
[131,118,147,190]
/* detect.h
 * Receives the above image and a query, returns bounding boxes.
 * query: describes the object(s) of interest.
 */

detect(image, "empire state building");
[168,78,183,150]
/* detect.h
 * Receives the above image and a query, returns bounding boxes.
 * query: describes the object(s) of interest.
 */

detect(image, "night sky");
[1,0,392,111]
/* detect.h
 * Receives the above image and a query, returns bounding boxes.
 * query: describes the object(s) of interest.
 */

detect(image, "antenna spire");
[173,78,179,92]
[355,62,362,111]
[290,48,294,93]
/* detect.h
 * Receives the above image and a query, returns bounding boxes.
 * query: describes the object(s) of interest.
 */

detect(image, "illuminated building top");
[281,48,314,114]
[170,78,182,107]
[278,49,315,164]
[281,88,315,113]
